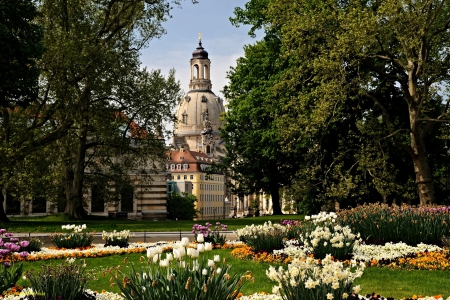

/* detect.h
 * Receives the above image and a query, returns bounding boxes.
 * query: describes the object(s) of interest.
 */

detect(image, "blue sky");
[139,0,258,100]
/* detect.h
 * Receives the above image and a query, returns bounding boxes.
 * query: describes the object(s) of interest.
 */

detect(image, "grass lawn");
[6,214,303,233]
[15,248,450,299]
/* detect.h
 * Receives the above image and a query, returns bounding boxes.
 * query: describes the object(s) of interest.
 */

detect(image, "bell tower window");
[182,111,187,124]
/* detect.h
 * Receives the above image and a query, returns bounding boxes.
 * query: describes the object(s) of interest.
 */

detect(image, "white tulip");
[197,234,204,243]
[214,255,220,262]
[204,242,213,251]
[181,237,190,247]
[197,244,205,252]
[202,268,208,275]
[191,249,199,258]
[208,259,214,267]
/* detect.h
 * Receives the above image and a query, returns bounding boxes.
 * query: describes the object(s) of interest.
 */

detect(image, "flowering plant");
[25,257,93,300]
[116,236,251,300]
[192,222,227,246]
[50,224,93,249]
[299,212,359,260]
[338,203,450,245]
[0,229,30,295]
[266,254,365,300]
[102,230,131,248]
[235,221,288,252]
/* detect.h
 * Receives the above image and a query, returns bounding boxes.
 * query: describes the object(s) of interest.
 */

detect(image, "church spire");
[190,36,211,91]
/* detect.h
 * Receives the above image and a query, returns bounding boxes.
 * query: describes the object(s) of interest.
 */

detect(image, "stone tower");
[173,36,225,158]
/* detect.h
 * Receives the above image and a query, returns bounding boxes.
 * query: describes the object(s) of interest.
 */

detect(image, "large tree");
[220,36,299,215]
[0,0,66,222]
[267,0,450,205]
[35,0,185,218]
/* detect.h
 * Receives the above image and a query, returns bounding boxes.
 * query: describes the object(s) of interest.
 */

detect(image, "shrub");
[266,254,365,300]
[192,222,227,246]
[235,221,287,252]
[102,230,131,247]
[116,238,251,300]
[167,192,199,220]
[338,203,450,246]
[25,258,94,300]
[300,212,358,260]
[0,229,29,295]
[50,224,93,249]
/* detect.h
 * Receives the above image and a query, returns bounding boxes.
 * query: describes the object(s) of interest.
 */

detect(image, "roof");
[167,149,215,173]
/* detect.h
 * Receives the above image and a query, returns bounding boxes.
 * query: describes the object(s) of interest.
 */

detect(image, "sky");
[139,0,259,101]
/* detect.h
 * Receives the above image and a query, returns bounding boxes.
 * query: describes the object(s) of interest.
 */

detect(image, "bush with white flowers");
[266,254,365,300]
[102,230,131,247]
[116,237,252,300]
[50,224,93,249]
[300,212,360,260]
[235,221,288,252]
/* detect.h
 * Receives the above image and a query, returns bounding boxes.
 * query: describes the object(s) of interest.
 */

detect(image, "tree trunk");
[409,103,435,205]
[0,196,11,223]
[270,184,283,215]
[411,152,434,205]
[64,130,88,219]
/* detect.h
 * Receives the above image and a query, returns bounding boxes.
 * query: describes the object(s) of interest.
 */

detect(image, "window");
[171,164,175,170]
[91,185,105,212]
[165,164,169,171]
[177,164,181,170]
[120,185,134,212]
[177,175,180,180]
[184,164,188,170]
[190,175,194,180]
[184,175,187,180]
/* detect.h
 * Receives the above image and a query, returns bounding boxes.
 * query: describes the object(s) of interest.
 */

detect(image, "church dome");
[173,38,225,158]
[192,41,208,59]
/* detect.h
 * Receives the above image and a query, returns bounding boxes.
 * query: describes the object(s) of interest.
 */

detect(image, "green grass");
[15,249,450,299]
[6,214,303,233]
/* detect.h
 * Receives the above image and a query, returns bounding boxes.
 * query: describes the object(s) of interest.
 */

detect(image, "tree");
[219,36,298,215]
[167,192,199,220]
[0,0,42,108]
[34,0,186,218]
[0,0,60,222]
[268,0,450,205]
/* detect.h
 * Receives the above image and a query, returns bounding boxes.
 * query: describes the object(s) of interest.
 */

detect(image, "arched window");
[193,64,199,79]
[203,64,209,79]
[206,145,211,153]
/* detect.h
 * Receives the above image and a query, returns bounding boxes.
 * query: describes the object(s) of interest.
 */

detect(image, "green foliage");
[50,225,93,249]
[218,36,299,215]
[25,258,92,300]
[266,0,450,205]
[0,0,43,107]
[167,192,199,220]
[0,263,23,295]
[338,203,450,245]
